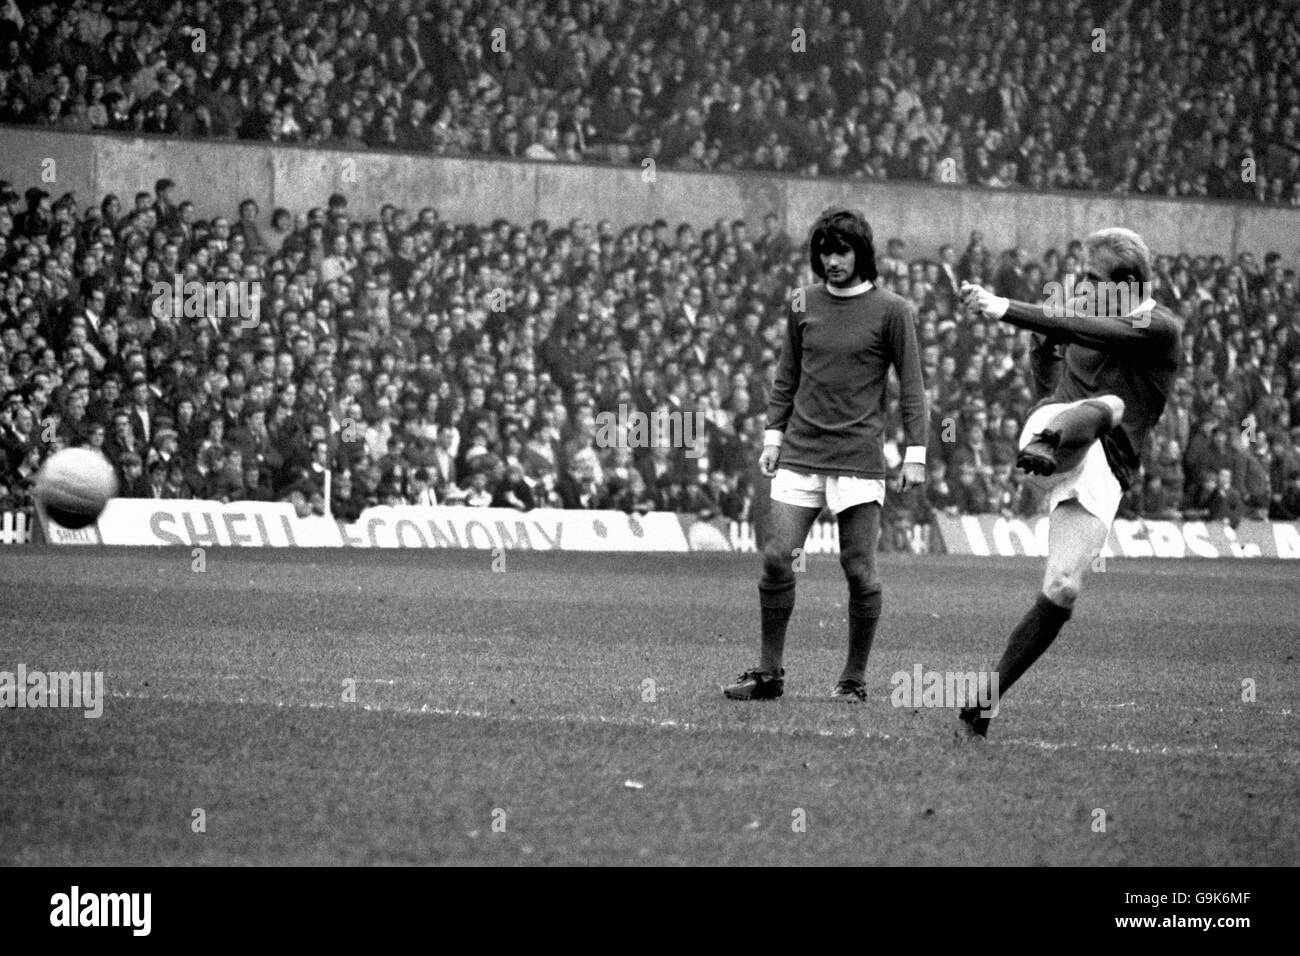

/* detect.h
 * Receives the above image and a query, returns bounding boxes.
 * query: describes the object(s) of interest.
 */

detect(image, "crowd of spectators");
[2,0,1299,204]
[2,175,1300,551]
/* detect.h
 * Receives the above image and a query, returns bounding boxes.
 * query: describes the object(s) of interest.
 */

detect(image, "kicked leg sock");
[758,579,795,675]
[992,592,1073,696]
[839,583,882,684]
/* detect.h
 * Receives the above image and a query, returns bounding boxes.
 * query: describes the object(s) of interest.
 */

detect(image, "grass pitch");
[1,546,1296,865]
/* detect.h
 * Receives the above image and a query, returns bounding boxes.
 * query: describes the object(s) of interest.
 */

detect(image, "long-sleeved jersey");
[1006,298,1182,489]
[765,283,928,479]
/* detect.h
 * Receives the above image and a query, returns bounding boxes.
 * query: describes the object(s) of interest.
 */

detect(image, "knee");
[1090,395,1126,426]
[839,547,877,590]
[762,543,796,584]
[1043,568,1082,607]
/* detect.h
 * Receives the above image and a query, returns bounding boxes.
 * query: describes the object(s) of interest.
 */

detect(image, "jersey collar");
[825,279,874,297]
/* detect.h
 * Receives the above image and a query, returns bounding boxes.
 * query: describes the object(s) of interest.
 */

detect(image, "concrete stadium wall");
[4,126,1299,262]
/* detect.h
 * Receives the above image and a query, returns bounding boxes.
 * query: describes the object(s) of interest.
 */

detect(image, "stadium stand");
[0,0,1298,203]
[2,175,1299,551]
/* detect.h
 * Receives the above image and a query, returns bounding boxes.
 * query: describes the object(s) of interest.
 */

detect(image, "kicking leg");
[960,499,1109,736]
[724,498,820,700]
[832,502,882,701]
[1019,396,1126,476]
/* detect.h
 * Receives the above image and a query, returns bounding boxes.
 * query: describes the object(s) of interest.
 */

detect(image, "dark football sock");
[840,583,882,684]
[993,592,1073,696]
[1046,399,1114,451]
[758,579,795,674]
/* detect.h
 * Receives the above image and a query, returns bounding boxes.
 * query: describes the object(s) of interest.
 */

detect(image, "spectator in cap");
[149,423,181,468]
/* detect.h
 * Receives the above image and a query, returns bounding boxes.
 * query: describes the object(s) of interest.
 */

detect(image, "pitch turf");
[0,546,1296,866]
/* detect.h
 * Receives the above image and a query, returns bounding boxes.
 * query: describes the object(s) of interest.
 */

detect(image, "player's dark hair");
[808,208,878,282]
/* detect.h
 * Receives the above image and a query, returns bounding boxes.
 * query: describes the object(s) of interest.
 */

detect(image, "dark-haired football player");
[723,208,928,703]
[957,227,1181,736]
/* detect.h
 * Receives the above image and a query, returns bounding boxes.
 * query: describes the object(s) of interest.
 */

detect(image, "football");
[34,447,118,530]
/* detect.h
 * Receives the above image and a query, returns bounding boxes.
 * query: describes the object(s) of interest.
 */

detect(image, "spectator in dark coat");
[117,452,150,497]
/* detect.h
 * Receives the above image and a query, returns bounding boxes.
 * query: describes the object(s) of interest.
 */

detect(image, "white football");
[35,447,118,529]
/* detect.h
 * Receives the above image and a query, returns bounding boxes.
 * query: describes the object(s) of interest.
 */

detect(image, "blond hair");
[1086,227,1152,284]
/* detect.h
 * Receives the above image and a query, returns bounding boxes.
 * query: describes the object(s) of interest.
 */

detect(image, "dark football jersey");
[765,284,928,479]
[1008,300,1182,488]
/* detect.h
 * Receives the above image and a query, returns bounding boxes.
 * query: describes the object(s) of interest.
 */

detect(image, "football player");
[723,208,928,703]
[957,227,1181,736]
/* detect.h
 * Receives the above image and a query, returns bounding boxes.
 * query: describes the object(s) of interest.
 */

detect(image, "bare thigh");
[762,499,822,572]
[1042,499,1111,607]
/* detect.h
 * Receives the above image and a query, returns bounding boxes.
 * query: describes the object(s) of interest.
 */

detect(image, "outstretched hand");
[959,281,995,317]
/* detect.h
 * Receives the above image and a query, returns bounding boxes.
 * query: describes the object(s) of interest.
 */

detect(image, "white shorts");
[770,468,886,514]
[1021,400,1123,528]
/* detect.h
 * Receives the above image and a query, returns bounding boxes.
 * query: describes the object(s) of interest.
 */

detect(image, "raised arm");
[998,298,1179,352]
[962,282,1179,352]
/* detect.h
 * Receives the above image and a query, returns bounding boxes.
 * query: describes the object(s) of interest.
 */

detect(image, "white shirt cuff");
[987,295,1009,319]
[904,445,927,465]
[763,429,784,448]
